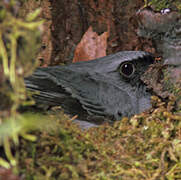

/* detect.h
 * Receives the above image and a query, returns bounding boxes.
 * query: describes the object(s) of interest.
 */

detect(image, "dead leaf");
[73,26,108,62]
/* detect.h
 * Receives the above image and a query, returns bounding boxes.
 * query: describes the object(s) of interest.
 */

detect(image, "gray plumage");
[25,51,154,123]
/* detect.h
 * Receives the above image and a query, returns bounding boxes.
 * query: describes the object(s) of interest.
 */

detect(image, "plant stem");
[0,31,9,77]
[10,34,17,85]
[3,137,16,166]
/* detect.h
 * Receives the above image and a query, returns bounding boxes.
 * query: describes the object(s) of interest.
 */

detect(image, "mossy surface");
[18,97,181,179]
[145,0,181,12]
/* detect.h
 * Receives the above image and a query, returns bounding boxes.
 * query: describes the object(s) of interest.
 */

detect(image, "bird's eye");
[119,62,135,78]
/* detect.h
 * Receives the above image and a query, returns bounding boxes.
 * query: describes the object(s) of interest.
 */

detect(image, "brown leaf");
[73,26,108,62]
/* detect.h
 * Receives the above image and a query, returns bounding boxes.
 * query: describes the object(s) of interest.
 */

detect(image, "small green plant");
[0,0,44,168]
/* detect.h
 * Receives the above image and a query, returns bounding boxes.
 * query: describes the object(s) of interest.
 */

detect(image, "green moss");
[17,97,181,179]
[0,0,43,168]
[163,68,181,112]
[145,0,181,12]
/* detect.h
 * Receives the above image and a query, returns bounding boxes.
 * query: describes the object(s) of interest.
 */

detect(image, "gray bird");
[25,51,154,125]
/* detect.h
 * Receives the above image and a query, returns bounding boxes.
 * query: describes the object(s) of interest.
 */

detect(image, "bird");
[25,51,154,125]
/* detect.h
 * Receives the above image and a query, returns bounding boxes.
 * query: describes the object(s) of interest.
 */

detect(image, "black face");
[110,55,154,89]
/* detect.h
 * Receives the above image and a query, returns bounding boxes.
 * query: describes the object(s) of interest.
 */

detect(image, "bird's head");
[25,51,155,123]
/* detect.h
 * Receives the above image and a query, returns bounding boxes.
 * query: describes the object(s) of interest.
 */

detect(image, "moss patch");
[145,0,181,12]
[18,96,181,179]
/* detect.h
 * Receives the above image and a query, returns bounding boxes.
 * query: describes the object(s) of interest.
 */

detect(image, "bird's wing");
[73,78,135,120]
